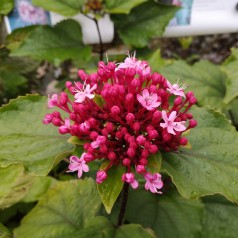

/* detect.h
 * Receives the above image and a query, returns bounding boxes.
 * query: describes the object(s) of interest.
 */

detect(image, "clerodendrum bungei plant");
[43,54,197,225]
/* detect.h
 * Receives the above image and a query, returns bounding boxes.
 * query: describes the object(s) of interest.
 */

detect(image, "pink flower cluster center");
[43,55,197,194]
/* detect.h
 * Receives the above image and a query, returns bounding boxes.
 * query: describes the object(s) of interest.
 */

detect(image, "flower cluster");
[43,54,197,194]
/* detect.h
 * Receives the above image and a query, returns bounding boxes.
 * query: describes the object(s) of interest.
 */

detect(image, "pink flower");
[144,172,163,194]
[96,171,107,184]
[44,54,197,188]
[18,1,47,24]
[160,111,186,135]
[122,173,138,189]
[42,114,53,124]
[59,118,71,134]
[91,135,106,148]
[167,81,186,98]
[117,53,151,76]
[137,89,161,111]
[48,94,58,108]
[74,84,97,103]
[67,153,89,178]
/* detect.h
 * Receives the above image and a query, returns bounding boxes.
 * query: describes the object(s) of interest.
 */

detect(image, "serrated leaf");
[0,0,14,15]
[222,48,238,103]
[146,152,162,174]
[10,20,91,63]
[32,0,84,16]
[14,179,102,238]
[126,188,203,238]
[160,60,226,110]
[0,95,74,175]
[97,163,125,214]
[105,0,147,14]
[0,164,32,209]
[112,2,178,47]
[162,106,238,203]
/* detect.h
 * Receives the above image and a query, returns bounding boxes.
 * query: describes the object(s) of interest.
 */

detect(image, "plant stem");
[117,182,129,227]
[93,18,104,61]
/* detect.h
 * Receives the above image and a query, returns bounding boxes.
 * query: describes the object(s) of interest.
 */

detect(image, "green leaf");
[0,223,11,238]
[10,20,91,63]
[162,106,238,203]
[201,196,238,238]
[160,60,226,110]
[224,98,238,127]
[21,176,56,203]
[67,136,88,145]
[126,188,203,238]
[0,56,39,74]
[0,164,32,209]
[14,178,155,238]
[222,48,238,103]
[112,2,178,47]
[116,224,155,238]
[0,0,14,15]
[0,71,27,97]
[14,179,102,238]
[105,0,147,14]
[146,152,162,174]
[6,26,38,52]
[97,163,125,214]
[93,94,105,108]
[147,49,173,72]
[32,0,84,16]
[0,95,74,175]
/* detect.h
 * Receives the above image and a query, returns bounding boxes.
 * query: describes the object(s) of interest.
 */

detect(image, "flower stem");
[93,18,104,61]
[117,182,129,227]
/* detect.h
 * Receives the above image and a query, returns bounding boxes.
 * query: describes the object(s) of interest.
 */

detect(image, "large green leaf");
[14,179,155,238]
[201,196,238,238]
[0,0,14,15]
[0,95,74,175]
[0,164,32,208]
[222,48,238,103]
[162,106,238,203]
[105,0,147,14]
[97,163,125,214]
[32,0,84,16]
[14,179,102,238]
[160,60,226,110]
[126,188,203,238]
[112,1,178,47]
[10,20,91,63]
